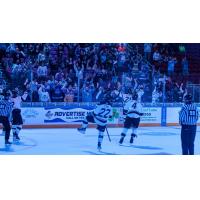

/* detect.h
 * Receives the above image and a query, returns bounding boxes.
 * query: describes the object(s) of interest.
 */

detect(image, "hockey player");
[119,92,143,145]
[122,88,133,104]
[11,89,28,141]
[77,93,113,151]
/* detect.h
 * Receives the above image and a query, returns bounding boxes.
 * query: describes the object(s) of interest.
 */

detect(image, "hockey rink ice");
[0,126,200,155]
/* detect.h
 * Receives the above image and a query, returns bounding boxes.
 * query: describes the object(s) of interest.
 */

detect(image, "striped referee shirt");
[0,99,13,118]
[179,103,199,125]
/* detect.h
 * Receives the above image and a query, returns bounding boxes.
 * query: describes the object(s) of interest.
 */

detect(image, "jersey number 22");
[98,108,111,118]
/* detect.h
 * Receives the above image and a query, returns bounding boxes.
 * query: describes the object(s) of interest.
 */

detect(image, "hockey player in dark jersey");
[119,92,143,145]
[77,93,113,151]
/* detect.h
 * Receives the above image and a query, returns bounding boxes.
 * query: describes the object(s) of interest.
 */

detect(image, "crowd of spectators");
[0,43,134,103]
[0,43,196,103]
[145,43,191,103]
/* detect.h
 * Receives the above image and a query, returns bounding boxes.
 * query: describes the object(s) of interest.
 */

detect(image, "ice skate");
[5,140,12,145]
[119,133,126,145]
[97,142,102,151]
[130,136,134,144]
[119,136,125,145]
[77,127,86,134]
[13,133,20,141]
[130,133,137,144]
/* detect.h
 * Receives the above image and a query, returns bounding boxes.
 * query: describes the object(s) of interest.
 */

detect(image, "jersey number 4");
[99,108,111,118]
[132,103,137,109]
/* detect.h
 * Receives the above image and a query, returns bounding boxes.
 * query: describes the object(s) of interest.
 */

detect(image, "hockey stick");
[105,127,111,142]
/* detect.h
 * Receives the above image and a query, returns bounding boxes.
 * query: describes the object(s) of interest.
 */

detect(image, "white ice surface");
[0,126,200,155]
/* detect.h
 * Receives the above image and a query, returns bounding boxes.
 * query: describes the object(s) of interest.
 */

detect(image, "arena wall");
[20,106,161,127]
[1,105,200,129]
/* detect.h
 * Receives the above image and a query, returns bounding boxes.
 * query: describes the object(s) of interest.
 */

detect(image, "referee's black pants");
[181,125,196,155]
[0,116,11,141]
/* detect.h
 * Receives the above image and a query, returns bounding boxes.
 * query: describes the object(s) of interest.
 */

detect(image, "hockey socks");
[130,128,137,144]
[12,125,22,141]
[97,132,104,150]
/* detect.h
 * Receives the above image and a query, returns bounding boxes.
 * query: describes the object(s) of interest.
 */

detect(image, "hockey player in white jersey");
[11,89,28,141]
[77,93,113,150]
[121,88,133,104]
[119,92,143,145]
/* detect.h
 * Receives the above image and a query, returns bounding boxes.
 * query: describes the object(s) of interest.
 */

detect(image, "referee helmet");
[184,94,192,104]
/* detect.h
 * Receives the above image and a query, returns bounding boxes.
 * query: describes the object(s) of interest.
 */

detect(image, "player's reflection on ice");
[0,144,14,152]
[0,139,26,152]
[0,136,37,153]
[120,144,163,150]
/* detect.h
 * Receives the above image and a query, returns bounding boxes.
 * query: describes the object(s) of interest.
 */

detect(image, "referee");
[179,94,199,155]
[0,89,13,145]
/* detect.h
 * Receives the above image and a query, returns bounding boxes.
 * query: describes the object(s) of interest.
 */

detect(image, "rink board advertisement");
[21,106,120,124]
[21,106,199,125]
[167,107,200,123]
[118,107,161,124]
[21,107,45,124]
[141,107,161,124]
[44,107,119,124]
[44,107,93,123]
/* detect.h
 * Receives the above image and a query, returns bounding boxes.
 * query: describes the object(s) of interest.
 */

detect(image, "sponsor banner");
[141,107,161,123]
[21,106,161,125]
[167,107,200,123]
[44,107,92,123]
[118,107,161,124]
[21,107,44,124]
[44,107,120,124]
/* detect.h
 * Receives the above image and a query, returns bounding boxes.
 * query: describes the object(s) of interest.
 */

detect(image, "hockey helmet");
[2,89,11,100]
[132,92,138,100]
[101,92,112,105]
[127,88,134,95]
[110,90,119,100]
[12,90,18,98]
